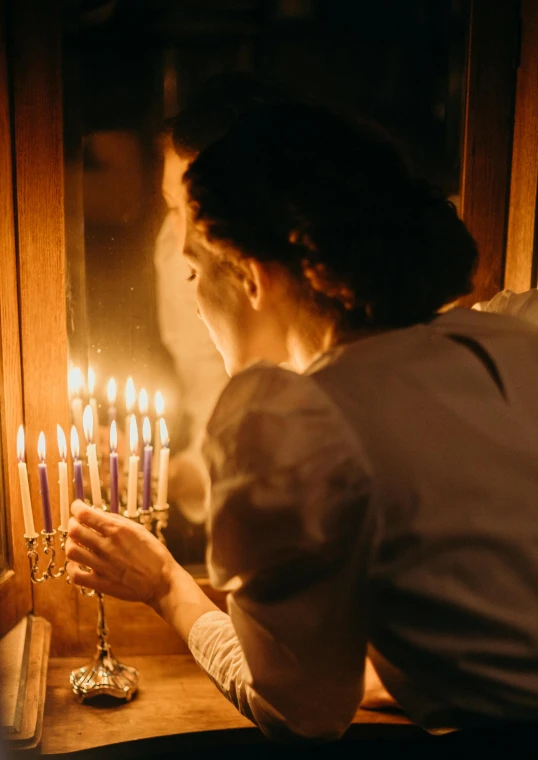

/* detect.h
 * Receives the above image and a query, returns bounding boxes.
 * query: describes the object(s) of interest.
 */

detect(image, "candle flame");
[129,415,139,455]
[83,404,93,443]
[143,416,151,445]
[17,424,25,462]
[37,431,46,462]
[155,391,164,417]
[110,420,117,452]
[107,377,117,404]
[57,425,67,461]
[125,377,136,412]
[70,425,80,459]
[159,418,169,447]
[88,366,96,396]
[68,366,83,397]
[139,388,149,415]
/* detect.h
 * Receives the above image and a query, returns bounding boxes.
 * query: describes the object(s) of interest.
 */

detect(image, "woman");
[67,104,538,742]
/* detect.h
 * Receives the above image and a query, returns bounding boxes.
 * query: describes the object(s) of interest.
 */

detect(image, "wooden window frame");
[0,0,32,639]
[3,0,526,655]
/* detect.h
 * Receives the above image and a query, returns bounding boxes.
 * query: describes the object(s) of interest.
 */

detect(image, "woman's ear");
[240,258,270,311]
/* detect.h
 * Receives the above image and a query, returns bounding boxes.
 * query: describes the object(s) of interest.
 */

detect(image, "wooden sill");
[36,654,419,757]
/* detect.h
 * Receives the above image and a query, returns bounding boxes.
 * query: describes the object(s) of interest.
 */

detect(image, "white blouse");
[188,307,538,740]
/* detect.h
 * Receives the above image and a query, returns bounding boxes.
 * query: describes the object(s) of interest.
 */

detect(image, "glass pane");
[62,0,469,573]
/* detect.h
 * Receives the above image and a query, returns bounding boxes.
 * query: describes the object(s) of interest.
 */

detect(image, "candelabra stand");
[69,590,138,702]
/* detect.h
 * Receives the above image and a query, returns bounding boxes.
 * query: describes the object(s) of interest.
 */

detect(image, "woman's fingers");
[65,537,107,575]
[67,517,107,556]
[70,500,122,536]
[66,561,108,594]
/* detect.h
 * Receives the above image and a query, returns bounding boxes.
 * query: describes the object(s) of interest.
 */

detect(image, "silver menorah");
[24,503,169,703]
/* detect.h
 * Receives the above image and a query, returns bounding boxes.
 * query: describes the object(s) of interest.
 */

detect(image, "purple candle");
[141,417,152,511]
[109,420,119,513]
[74,460,84,501]
[71,426,85,501]
[37,432,53,533]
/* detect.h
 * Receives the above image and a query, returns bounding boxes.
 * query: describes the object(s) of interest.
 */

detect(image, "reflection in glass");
[62,0,469,572]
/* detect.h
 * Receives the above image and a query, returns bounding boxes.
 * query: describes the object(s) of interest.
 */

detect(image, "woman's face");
[163,147,290,374]
[183,234,289,376]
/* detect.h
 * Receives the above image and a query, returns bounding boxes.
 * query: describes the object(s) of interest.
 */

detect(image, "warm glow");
[68,366,83,398]
[110,420,117,452]
[88,367,96,396]
[125,377,136,412]
[139,388,149,415]
[155,391,164,417]
[159,418,169,447]
[37,431,46,462]
[143,416,151,446]
[83,404,93,443]
[70,425,80,459]
[17,424,25,462]
[129,415,139,455]
[107,377,117,404]
[57,425,67,461]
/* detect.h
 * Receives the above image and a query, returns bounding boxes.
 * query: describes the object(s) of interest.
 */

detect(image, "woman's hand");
[66,500,220,641]
[66,500,177,608]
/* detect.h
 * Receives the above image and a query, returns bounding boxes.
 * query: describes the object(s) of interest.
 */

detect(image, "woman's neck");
[286,315,395,373]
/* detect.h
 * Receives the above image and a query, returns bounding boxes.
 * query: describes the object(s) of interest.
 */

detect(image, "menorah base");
[70,643,139,702]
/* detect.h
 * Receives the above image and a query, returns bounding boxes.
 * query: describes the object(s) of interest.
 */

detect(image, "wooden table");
[37,655,422,757]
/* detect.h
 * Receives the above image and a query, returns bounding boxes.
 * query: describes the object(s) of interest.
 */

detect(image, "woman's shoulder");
[204,360,370,479]
[206,361,331,438]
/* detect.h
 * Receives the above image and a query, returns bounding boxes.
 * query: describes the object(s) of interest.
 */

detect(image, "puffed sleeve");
[189,363,376,741]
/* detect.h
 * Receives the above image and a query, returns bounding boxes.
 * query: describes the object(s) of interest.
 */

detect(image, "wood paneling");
[10,0,79,654]
[504,0,538,292]
[460,0,519,305]
[0,0,32,637]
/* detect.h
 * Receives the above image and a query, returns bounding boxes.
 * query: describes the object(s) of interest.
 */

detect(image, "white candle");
[152,391,164,484]
[69,367,84,437]
[83,405,102,508]
[57,425,70,529]
[155,418,170,509]
[127,415,139,517]
[17,425,37,537]
[88,368,101,460]
[124,377,136,478]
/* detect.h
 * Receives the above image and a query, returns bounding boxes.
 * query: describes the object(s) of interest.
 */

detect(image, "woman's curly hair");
[184,104,478,328]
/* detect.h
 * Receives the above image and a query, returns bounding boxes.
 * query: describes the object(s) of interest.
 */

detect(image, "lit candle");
[88,367,100,459]
[141,417,152,511]
[17,425,37,537]
[57,425,70,530]
[124,377,136,479]
[138,388,148,417]
[83,405,102,509]
[37,432,53,533]
[70,425,84,501]
[127,415,139,517]
[69,367,84,439]
[152,391,164,484]
[107,377,117,426]
[155,419,170,509]
[110,421,119,513]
